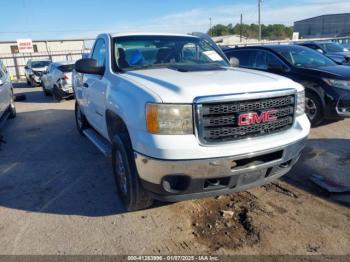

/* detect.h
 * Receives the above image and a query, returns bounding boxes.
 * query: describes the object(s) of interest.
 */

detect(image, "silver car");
[41,61,75,101]
[24,59,51,87]
[0,60,16,128]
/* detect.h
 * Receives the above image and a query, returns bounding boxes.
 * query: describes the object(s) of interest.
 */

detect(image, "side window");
[266,52,283,66]
[251,50,268,69]
[226,50,251,67]
[92,39,106,67]
[250,50,284,70]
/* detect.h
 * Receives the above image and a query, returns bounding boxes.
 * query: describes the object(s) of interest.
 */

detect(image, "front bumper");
[135,137,307,202]
[336,93,350,116]
[53,85,74,98]
[30,74,42,84]
[323,86,350,118]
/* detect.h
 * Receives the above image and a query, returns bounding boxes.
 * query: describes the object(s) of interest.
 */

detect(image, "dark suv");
[224,45,350,126]
[298,41,350,65]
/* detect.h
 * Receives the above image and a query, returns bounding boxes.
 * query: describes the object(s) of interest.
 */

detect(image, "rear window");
[58,64,74,72]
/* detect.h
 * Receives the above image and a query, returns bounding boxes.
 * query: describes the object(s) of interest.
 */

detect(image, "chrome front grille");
[195,92,296,144]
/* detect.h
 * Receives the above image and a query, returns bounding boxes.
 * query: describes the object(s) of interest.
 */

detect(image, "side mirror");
[0,79,4,86]
[24,66,29,70]
[229,57,240,67]
[268,63,286,73]
[75,58,104,75]
[316,49,324,54]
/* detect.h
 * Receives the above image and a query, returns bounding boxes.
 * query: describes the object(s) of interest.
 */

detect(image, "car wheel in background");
[8,93,16,119]
[30,78,37,87]
[305,92,323,126]
[75,101,89,136]
[42,83,51,96]
[52,85,63,102]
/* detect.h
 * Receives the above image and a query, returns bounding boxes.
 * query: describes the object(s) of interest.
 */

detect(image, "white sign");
[16,39,34,53]
[292,32,300,41]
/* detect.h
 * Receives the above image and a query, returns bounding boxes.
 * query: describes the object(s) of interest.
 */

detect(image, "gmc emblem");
[238,110,278,126]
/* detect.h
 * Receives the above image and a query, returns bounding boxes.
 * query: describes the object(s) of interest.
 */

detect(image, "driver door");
[83,38,108,136]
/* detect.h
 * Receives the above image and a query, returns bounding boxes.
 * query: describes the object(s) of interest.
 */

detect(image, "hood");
[304,65,350,79]
[122,67,301,103]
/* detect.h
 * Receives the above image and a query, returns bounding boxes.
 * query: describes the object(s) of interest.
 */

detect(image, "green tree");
[207,23,293,40]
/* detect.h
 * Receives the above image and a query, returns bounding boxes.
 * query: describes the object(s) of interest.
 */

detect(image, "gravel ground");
[0,84,349,255]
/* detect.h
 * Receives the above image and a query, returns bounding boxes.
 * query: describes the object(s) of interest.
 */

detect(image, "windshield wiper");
[124,64,169,71]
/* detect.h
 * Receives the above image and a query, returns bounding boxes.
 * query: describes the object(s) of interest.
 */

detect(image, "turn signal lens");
[146,104,159,133]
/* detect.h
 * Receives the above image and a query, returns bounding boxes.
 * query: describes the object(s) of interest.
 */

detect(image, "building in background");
[294,13,350,39]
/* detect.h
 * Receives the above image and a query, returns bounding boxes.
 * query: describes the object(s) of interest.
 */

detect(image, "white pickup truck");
[73,32,310,211]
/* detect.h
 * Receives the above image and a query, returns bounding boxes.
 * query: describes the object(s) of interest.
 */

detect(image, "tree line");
[208,23,294,40]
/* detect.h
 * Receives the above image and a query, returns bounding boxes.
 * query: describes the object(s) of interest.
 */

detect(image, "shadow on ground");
[284,138,350,207]
[0,109,126,216]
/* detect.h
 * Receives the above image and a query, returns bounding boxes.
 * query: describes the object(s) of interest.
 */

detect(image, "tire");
[305,91,323,126]
[30,78,37,88]
[75,101,89,136]
[42,83,51,96]
[112,133,153,211]
[52,85,63,102]
[8,93,16,119]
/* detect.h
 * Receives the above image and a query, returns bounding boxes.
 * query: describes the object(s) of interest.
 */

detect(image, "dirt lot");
[0,84,349,255]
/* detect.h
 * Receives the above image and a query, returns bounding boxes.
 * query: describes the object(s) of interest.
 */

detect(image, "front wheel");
[305,92,323,126]
[30,78,37,88]
[112,133,153,211]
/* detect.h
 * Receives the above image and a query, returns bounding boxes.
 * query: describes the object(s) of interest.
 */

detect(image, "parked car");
[24,59,51,87]
[298,41,350,65]
[224,45,350,126]
[0,60,16,128]
[41,61,75,101]
[73,32,310,211]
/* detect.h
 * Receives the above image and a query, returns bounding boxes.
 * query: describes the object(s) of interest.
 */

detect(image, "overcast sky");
[0,0,349,40]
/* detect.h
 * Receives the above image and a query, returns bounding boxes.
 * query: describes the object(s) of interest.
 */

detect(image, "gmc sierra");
[73,32,310,211]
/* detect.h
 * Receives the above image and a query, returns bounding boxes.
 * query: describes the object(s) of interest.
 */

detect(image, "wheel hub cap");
[305,97,317,120]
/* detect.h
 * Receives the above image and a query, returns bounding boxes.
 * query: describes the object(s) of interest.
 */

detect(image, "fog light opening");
[162,175,191,193]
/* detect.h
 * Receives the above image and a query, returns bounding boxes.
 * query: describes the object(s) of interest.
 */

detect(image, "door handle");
[83,83,89,88]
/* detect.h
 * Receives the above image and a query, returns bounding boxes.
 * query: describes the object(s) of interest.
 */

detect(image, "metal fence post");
[13,55,20,81]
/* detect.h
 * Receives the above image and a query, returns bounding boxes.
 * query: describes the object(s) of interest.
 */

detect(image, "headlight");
[323,78,350,90]
[296,90,305,116]
[146,103,193,134]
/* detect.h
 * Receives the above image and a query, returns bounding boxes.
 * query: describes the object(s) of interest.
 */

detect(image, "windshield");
[113,35,229,71]
[319,43,347,53]
[31,61,50,68]
[275,47,336,68]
